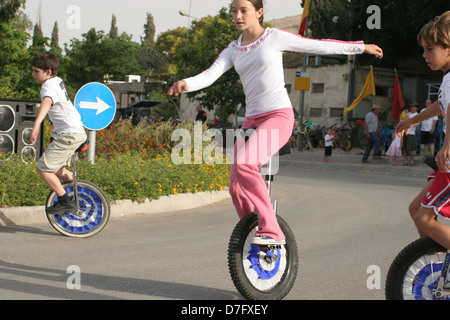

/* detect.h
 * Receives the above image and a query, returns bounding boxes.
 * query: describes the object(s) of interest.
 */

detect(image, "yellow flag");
[298,0,310,36]
[343,67,376,115]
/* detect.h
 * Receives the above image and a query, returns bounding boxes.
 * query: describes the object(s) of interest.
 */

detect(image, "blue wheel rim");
[51,185,104,234]
[413,262,450,300]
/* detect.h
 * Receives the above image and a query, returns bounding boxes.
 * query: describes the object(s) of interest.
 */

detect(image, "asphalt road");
[0,166,426,300]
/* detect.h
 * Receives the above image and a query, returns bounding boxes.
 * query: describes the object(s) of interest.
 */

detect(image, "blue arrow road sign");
[74,82,116,131]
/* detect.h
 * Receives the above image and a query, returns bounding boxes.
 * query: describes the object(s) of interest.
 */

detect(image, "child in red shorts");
[398,11,450,248]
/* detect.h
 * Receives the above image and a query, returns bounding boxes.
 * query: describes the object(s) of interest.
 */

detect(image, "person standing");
[403,104,419,165]
[362,105,382,163]
[195,105,207,123]
[420,99,438,155]
[323,128,334,162]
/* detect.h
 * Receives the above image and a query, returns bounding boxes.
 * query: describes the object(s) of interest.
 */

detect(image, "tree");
[65,28,145,88]
[0,0,25,24]
[0,0,39,99]
[142,12,155,48]
[154,26,189,75]
[174,7,245,118]
[50,21,62,56]
[307,0,450,68]
[109,14,118,39]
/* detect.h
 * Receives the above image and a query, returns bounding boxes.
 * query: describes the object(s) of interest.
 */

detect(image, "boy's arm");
[30,97,52,144]
[437,103,450,172]
[396,101,441,133]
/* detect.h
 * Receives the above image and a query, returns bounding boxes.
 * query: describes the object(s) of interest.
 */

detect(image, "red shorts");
[422,170,450,218]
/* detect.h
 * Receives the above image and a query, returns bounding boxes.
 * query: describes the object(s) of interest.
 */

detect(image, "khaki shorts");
[37,132,87,173]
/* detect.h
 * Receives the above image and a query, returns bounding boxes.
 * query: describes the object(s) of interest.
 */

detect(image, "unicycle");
[227,143,299,300]
[45,139,110,238]
[385,156,450,300]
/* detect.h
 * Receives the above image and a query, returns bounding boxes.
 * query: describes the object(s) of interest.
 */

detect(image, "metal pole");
[297,53,309,151]
[87,130,96,164]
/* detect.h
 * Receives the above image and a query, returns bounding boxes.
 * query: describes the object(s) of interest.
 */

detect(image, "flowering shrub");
[0,119,231,207]
[95,119,174,159]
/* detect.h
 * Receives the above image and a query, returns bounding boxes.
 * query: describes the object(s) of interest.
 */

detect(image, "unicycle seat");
[423,156,438,172]
[76,139,90,153]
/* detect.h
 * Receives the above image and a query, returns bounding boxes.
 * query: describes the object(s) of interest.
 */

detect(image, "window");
[330,108,344,117]
[312,83,324,93]
[309,108,322,117]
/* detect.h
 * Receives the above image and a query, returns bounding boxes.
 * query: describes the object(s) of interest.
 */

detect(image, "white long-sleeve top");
[183,28,365,117]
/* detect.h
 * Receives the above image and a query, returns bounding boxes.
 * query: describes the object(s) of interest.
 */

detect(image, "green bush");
[0,119,230,207]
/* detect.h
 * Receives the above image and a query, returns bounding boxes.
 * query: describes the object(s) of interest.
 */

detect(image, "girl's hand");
[364,44,383,59]
[396,119,412,134]
[167,81,188,96]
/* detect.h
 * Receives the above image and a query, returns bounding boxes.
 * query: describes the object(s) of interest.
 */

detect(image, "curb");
[279,157,431,176]
[0,190,230,227]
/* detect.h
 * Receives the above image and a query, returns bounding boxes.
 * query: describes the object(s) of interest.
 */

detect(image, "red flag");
[391,69,404,122]
[299,0,310,36]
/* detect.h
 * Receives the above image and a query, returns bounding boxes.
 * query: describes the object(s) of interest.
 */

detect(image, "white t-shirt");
[324,134,334,147]
[420,108,438,132]
[40,76,84,134]
[183,28,365,117]
[439,70,450,133]
[407,112,418,135]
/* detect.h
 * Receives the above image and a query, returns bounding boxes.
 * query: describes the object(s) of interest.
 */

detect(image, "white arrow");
[79,97,112,115]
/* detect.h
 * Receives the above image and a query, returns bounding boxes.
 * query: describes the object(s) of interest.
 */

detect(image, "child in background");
[386,131,403,165]
[323,128,334,162]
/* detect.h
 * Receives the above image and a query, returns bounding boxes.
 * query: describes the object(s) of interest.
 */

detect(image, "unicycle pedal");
[258,244,283,250]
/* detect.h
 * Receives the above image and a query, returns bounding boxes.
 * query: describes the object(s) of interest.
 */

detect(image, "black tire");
[341,136,352,152]
[228,212,298,300]
[46,179,110,238]
[385,237,449,300]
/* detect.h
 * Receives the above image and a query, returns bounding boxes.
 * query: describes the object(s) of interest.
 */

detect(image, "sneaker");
[361,159,370,163]
[251,235,286,246]
[46,197,77,217]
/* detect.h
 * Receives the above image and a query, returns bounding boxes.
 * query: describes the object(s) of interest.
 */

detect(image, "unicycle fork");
[45,139,111,238]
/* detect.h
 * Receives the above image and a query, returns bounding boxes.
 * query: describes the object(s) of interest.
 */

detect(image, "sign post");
[295,70,310,151]
[74,82,116,163]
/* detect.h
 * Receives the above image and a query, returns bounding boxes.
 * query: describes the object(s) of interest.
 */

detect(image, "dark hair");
[32,52,59,75]
[247,0,264,25]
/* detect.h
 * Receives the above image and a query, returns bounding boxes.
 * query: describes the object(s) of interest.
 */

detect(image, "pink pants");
[229,108,295,241]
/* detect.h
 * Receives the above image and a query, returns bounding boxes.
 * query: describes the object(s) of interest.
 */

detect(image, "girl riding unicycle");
[168,0,383,299]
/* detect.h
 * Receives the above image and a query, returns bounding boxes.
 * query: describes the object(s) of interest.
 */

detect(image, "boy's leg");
[56,166,73,181]
[409,178,434,237]
[38,169,67,197]
[414,207,450,249]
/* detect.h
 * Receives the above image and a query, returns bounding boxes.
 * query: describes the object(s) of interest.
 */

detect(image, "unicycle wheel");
[228,212,298,300]
[385,237,449,300]
[46,179,110,238]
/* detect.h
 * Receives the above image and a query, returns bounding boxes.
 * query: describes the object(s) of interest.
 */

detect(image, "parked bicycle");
[45,139,110,238]
[291,120,314,151]
[330,122,352,152]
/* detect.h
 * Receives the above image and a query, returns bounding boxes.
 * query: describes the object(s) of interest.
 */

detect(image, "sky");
[23,0,303,46]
